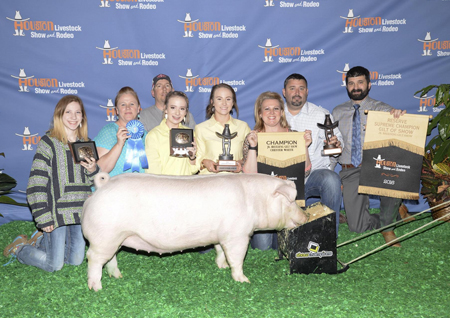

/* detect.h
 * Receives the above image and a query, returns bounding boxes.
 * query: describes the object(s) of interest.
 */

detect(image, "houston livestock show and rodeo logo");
[258,38,324,64]
[336,63,402,88]
[177,13,246,39]
[96,40,165,66]
[340,9,405,34]
[99,98,117,122]
[15,127,41,151]
[6,11,82,38]
[98,0,162,10]
[11,69,85,95]
[417,32,450,57]
[261,0,320,8]
[178,69,245,94]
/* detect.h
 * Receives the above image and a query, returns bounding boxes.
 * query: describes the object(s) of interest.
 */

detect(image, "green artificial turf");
[1,212,449,317]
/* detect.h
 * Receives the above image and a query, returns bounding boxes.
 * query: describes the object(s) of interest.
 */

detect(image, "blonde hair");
[114,86,141,108]
[253,91,289,132]
[49,95,88,144]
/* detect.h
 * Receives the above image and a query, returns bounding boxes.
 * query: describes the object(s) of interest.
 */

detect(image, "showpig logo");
[99,0,159,10]
[11,69,85,94]
[340,9,405,34]
[295,241,333,259]
[6,11,81,39]
[258,38,324,63]
[99,99,117,121]
[336,64,401,87]
[177,13,246,39]
[418,32,450,57]
[96,40,164,66]
[178,69,245,93]
[15,127,40,151]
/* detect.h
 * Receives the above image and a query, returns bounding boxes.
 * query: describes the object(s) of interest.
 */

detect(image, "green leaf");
[0,195,28,207]
[0,173,17,192]
[414,85,437,97]
[434,141,450,164]
[425,135,443,151]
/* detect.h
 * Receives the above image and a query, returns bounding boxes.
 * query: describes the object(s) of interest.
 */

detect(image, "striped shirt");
[26,135,99,229]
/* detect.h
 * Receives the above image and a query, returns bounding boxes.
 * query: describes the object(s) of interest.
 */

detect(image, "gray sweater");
[26,135,99,229]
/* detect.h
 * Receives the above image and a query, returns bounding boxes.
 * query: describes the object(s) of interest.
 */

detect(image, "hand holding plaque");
[317,114,342,156]
[170,128,194,157]
[215,124,238,171]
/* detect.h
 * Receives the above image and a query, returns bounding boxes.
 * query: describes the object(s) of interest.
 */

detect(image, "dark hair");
[283,73,308,89]
[345,66,370,85]
[205,83,239,119]
[164,91,190,125]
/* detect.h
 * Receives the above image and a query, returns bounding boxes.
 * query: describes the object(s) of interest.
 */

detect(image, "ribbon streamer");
[123,120,148,172]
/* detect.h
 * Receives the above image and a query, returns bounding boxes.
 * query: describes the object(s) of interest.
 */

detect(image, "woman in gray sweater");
[3,95,98,271]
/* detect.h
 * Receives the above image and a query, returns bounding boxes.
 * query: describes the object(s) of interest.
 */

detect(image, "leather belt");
[341,164,359,169]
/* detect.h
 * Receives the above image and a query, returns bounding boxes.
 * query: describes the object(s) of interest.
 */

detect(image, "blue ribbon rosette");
[123,120,148,172]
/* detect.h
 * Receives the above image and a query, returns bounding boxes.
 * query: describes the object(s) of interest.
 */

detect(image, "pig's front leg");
[221,237,251,283]
[214,244,229,269]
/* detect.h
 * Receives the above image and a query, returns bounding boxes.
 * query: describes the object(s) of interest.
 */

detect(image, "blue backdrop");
[1,0,449,221]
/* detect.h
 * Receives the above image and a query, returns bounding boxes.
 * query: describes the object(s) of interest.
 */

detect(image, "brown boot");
[382,231,401,247]
[399,203,415,222]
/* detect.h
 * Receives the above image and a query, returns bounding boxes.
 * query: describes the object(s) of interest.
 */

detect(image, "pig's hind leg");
[86,245,119,291]
[219,237,251,283]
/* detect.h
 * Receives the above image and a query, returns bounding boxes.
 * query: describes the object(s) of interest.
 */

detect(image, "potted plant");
[0,152,28,217]
[415,84,450,221]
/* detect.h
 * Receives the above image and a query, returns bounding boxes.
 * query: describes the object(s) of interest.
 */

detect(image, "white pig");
[82,172,307,291]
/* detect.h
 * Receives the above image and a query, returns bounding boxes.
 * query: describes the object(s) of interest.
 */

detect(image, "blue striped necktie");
[351,104,362,167]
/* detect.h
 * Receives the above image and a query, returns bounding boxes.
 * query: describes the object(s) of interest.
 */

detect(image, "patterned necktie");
[351,104,362,167]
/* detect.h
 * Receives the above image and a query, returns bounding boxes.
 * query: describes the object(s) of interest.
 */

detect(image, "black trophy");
[317,114,342,156]
[215,124,238,171]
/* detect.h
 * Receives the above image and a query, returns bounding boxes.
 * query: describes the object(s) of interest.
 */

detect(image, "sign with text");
[257,132,306,206]
[359,111,429,199]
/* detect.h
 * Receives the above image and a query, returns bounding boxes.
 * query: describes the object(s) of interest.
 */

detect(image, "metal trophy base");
[217,160,238,171]
[322,147,342,156]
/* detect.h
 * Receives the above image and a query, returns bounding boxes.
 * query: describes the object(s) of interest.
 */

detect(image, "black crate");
[278,202,337,274]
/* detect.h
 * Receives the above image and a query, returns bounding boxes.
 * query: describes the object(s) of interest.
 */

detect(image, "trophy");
[170,128,193,157]
[317,114,342,156]
[69,141,99,163]
[215,124,238,171]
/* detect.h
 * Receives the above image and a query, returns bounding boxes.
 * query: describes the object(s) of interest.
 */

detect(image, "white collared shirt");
[285,101,344,172]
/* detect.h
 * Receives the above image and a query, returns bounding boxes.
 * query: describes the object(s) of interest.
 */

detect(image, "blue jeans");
[305,169,342,236]
[250,230,278,251]
[16,224,85,272]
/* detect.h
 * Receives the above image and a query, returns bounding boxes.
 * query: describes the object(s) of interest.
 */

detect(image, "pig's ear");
[274,184,297,203]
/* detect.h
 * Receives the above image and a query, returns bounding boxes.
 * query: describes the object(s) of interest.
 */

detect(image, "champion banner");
[257,132,305,206]
[359,111,429,200]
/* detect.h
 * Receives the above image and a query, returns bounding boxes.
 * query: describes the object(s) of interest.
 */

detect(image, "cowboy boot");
[399,203,415,222]
[382,231,401,247]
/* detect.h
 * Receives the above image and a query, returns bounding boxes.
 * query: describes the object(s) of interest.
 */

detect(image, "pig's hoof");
[217,262,229,269]
[107,268,123,279]
[88,280,103,291]
[233,274,250,283]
